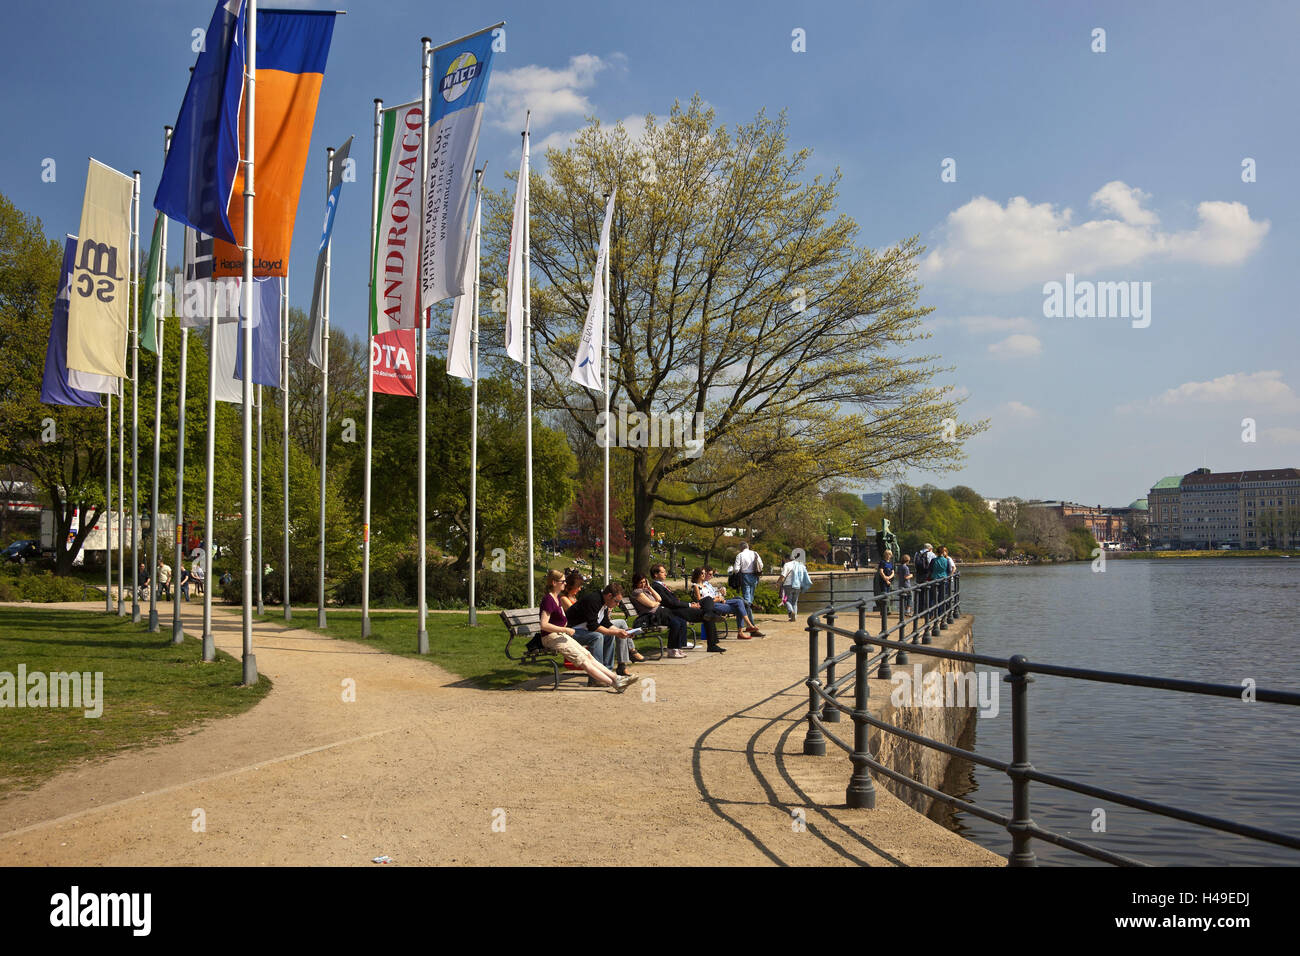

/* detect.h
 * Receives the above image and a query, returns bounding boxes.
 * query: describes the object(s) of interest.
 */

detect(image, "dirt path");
[0,602,998,866]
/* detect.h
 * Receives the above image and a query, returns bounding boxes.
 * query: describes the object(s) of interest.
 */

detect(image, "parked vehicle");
[2,540,43,564]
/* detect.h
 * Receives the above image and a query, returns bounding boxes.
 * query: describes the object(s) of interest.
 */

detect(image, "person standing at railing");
[873,549,895,625]
[930,546,952,617]
[914,543,934,621]
[778,549,813,622]
[898,554,913,615]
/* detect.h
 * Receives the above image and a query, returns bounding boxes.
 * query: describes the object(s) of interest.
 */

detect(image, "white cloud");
[920,181,1269,290]
[1000,401,1040,420]
[1117,370,1300,413]
[535,113,647,155]
[953,315,1036,335]
[488,54,615,132]
[988,333,1043,359]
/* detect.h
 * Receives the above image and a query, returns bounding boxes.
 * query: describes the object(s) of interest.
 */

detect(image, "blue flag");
[153,0,245,242]
[308,135,353,369]
[41,236,102,407]
[234,276,283,389]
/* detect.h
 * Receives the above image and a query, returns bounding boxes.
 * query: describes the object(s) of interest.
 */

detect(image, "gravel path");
[0,601,999,866]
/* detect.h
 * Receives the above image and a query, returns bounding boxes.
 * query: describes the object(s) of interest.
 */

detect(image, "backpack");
[914,550,932,582]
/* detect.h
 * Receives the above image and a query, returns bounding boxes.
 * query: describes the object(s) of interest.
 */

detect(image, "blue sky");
[3,0,1296,505]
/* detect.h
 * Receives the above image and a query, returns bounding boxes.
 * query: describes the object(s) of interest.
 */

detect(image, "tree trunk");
[631,449,654,579]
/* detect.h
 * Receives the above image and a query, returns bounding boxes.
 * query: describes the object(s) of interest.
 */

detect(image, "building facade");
[1147,467,1300,549]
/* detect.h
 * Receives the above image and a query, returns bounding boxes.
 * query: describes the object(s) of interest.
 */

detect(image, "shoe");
[748,628,766,638]
[737,632,753,640]
[666,648,685,659]
[788,613,796,622]
[629,651,646,663]
[707,644,726,653]
[610,675,634,693]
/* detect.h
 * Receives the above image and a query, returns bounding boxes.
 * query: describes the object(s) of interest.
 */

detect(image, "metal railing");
[802,570,1300,866]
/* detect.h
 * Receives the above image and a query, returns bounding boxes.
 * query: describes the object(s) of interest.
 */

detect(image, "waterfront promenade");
[0,601,997,866]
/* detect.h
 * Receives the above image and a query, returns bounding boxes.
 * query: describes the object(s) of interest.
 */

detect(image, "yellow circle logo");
[441,52,479,103]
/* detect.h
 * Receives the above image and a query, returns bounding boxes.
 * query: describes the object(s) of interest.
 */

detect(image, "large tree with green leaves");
[482,97,982,577]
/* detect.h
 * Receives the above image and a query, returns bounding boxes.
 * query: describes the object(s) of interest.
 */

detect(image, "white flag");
[504,121,529,364]
[571,191,615,391]
[447,188,481,380]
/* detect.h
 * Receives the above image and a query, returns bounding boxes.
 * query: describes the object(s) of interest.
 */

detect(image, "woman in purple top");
[539,569,631,693]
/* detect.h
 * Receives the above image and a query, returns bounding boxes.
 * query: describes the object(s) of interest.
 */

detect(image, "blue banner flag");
[234,276,283,389]
[41,236,102,407]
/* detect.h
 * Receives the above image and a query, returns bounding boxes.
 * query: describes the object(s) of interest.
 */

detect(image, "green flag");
[140,211,165,353]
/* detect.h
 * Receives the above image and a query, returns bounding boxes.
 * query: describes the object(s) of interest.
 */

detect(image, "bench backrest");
[500,607,541,637]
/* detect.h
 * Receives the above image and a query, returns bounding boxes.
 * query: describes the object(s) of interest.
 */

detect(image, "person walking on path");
[538,570,632,692]
[651,563,725,653]
[778,550,813,622]
[731,541,763,606]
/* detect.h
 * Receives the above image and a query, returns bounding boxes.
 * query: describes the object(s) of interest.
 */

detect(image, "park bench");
[500,606,667,690]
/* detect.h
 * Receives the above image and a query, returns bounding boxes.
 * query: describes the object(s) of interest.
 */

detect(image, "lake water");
[801,559,1300,866]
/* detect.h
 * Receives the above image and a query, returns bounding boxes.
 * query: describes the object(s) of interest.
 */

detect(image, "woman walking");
[778,549,813,622]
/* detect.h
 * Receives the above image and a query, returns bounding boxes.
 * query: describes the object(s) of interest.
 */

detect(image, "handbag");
[727,568,743,591]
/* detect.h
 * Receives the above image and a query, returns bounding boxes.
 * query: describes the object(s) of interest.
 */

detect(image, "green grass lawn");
[0,607,270,798]
[256,608,667,690]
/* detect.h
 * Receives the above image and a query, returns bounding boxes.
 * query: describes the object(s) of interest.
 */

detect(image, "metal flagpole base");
[257,599,264,616]
[283,605,292,622]
[467,607,477,627]
[202,632,216,662]
[317,609,327,628]
[171,621,184,645]
[148,609,158,632]
[242,654,257,686]
[361,615,371,638]
[418,629,428,655]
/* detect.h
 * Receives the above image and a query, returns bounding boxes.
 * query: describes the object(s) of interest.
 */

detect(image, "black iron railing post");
[1006,654,1038,866]
[895,585,909,665]
[927,580,939,641]
[874,594,892,679]
[939,575,950,631]
[910,583,919,644]
[953,572,961,619]
[803,617,827,756]
[823,608,840,723]
[846,627,878,809]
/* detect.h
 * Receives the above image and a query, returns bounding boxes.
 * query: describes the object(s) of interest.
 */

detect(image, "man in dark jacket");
[572,582,629,671]
[650,563,725,653]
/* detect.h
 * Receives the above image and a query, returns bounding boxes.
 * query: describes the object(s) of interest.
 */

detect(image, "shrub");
[749,582,783,614]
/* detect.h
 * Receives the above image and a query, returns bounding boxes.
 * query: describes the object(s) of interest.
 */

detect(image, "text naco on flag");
[372,102,423,334]
[154,0,337,278]
[421,30,496,306]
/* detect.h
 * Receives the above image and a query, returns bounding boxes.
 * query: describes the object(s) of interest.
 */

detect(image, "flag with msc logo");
[67,159,134,380]
[155,0,336,278]
[421,29,496,305]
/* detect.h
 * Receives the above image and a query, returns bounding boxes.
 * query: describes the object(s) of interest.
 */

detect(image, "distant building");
[1147,468,1300,549]
[859,492,884,509]
[1026,501,1126,544]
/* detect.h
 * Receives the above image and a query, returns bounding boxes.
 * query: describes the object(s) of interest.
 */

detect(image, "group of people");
[536,542,788,693]
[133,555,205,602]
[871,542,956,614]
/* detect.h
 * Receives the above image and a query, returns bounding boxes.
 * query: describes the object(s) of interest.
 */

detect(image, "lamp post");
[851,520,859,569]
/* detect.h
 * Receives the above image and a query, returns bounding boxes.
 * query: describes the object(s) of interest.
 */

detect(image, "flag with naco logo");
[66,158,134,380]
[421,29,496,305]
[570,191,615,391]
[371,102,424,334]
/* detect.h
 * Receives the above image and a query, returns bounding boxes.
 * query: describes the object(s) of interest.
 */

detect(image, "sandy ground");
[0,600,1000,866]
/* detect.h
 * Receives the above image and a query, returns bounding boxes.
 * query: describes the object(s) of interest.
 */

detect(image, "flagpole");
[202,294,216,660]
[172,227,188,645]
[240,0,258,685]
[118,340,125,616]
[603,191,611,585]
[105,393,112,613]
[149,130,171,633]
[362,97,381,639]
[417,37,431,655]
[131,170,141,623]
[257,383,263,616]
[317,145,333,630]
[523,120,535,608]
[468,166,481,626]
[281,273,291,621]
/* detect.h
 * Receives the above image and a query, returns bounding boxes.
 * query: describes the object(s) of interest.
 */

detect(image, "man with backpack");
[913,542,934,625]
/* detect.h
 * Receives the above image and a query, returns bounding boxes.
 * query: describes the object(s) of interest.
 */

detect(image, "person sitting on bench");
[539,570,631,693]
[631,573,691,658]
[693,566,764,638]
[650,563,725,653]
[572,582,637,680]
